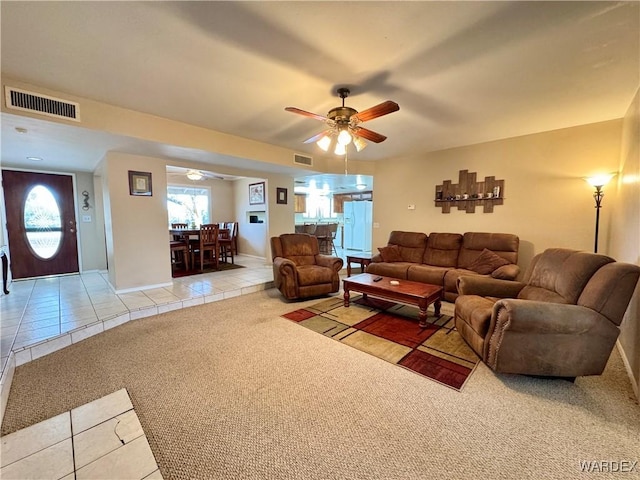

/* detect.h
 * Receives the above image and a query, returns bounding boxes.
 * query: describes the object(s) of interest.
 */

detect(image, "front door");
[3,170,79,279]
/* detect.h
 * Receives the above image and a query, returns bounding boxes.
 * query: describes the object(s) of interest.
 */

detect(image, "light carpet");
[2,290,639,479]
[282,295,478,390]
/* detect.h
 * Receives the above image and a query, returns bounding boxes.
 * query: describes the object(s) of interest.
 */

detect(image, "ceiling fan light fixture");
[337,129,352,146]
[334,143,346,156]
[353,135,367,152]
[317,135,332,152]
[186,169,203,181]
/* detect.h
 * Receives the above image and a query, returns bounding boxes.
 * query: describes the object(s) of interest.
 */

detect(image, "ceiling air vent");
[293,154,312,167]
[5,87,80,122]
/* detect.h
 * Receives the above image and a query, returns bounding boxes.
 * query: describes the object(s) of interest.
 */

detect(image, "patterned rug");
[282,295,479,390]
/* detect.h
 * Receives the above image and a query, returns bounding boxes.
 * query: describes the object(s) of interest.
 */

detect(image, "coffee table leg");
[434,299,441,317]
[418,307,428,328]
[344,288,350,307]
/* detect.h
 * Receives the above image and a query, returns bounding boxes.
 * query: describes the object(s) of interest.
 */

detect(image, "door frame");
[1,167,84,280]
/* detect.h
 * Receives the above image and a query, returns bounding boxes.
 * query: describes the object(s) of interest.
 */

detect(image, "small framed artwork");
[249,181,265,205]
[128,171,153,196]
[276,187,288,205]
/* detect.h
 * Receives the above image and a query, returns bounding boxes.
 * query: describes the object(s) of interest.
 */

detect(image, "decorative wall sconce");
[585,173,616,253]
[81,190,91,211]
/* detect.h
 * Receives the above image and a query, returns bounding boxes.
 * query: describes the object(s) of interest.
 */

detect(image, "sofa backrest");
[387,231,427,263]
[423,233,462,267]
[518,248,614,305]
[578,262,640,325]
[457,232,519,269]
[270,234,319,266]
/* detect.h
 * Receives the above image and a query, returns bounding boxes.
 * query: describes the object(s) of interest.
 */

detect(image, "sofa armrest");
[492,299,606,334]
[457,276,526,298]
[370,253,383,263]
[315,255,344,272]
[485,299,619,375]
[491,263,520,280]
[274,257,297,277]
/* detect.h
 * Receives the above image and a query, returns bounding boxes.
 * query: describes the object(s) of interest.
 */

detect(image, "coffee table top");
[344,273,442,298]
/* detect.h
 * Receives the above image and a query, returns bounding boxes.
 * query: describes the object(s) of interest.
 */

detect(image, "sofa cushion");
[467,248,511,275]
[458,232,519,268]
[522,248,614,304]
[387,231,427,263]
[423,233,462,267]
[407,264,450,285]
[296,265,335,286]
[279,234,319,266]
[365,261,412,279]
[378,245,403,262]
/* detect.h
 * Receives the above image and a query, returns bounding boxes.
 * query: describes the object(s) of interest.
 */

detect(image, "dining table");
[169,227,231,261]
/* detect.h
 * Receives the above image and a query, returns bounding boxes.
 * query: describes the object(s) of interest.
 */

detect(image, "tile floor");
[1,388,162,479]
[0,248,369,478]
[0,254,275,378]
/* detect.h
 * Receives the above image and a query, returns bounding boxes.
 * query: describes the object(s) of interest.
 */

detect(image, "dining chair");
[192,224,220,271]
[230,222,239,256]
[314,223,331,255]
[170,223,189,240]
[327,223,339,255]
[169,238,190,272]
[219,223,234,264]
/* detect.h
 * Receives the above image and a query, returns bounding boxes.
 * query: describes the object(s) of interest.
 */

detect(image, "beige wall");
[610,87,640,396]
[103,152,173,292]
[75,171,107,271]
[373,120,623,272]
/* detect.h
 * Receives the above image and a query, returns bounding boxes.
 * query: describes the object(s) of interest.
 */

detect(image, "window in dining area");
[167,186,210,227]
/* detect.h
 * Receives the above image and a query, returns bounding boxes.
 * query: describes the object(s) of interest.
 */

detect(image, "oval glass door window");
[24,185,62,259]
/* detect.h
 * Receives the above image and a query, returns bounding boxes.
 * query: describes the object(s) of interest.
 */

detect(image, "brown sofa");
[366,231,520,302]
[271,233,344,300]
[454,248,640,378]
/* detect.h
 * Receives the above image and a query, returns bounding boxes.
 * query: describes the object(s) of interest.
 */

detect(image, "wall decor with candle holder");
[435,170,505,213]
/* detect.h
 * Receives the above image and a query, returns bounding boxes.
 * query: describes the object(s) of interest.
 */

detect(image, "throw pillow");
[467,248,510,275]
[378,245,403,262]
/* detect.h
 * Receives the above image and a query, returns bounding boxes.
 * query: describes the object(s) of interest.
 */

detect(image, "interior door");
[2,170,79,279]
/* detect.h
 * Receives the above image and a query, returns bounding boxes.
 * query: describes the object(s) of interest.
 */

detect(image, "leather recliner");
[271,233,344,300]
[454,248,640,378]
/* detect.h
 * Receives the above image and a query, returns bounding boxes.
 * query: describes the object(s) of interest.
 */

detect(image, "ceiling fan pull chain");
[344,151,348,175]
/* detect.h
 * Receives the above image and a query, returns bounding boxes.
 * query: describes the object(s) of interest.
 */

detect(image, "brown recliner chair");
[271,233,344,300]
[454,248,640,378]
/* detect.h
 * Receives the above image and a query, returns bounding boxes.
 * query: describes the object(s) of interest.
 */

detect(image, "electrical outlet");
[82,215,92,222]
[373,222,380,228]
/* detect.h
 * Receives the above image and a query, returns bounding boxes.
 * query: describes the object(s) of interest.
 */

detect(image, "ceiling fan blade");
[303,131,331,144]
[352,126,387,143]
[285,107,328,122]
[351,101,399,123]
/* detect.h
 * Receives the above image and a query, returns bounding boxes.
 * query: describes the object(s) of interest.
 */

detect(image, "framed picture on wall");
[249,182,265,205]
[276,187,287,205]
[129,171,152,196]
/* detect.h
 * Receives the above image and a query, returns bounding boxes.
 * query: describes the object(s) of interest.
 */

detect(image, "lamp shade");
[586,173,615,187]
[317,135,332,152]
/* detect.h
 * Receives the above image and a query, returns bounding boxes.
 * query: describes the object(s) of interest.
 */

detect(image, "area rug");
[282,295,479,390]
[172,262,244,278]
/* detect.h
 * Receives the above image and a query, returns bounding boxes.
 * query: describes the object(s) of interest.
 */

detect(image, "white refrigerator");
[343,201,373,251]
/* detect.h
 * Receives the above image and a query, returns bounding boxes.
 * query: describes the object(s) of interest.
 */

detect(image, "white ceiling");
[1,1,638,189]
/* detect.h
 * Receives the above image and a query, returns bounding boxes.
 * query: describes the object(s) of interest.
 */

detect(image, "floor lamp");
[585,174,615,253]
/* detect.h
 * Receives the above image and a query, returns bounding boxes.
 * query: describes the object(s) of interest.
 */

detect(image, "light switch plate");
[408,204,416,210]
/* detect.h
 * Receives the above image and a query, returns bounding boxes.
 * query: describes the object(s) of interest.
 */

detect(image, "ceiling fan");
[285,88,399,155]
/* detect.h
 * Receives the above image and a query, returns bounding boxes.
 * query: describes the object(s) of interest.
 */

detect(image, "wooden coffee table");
[343,273,443,328]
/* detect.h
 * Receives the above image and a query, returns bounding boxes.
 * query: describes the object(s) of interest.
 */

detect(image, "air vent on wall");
[5,87,80,122]
[293,154,312,166]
